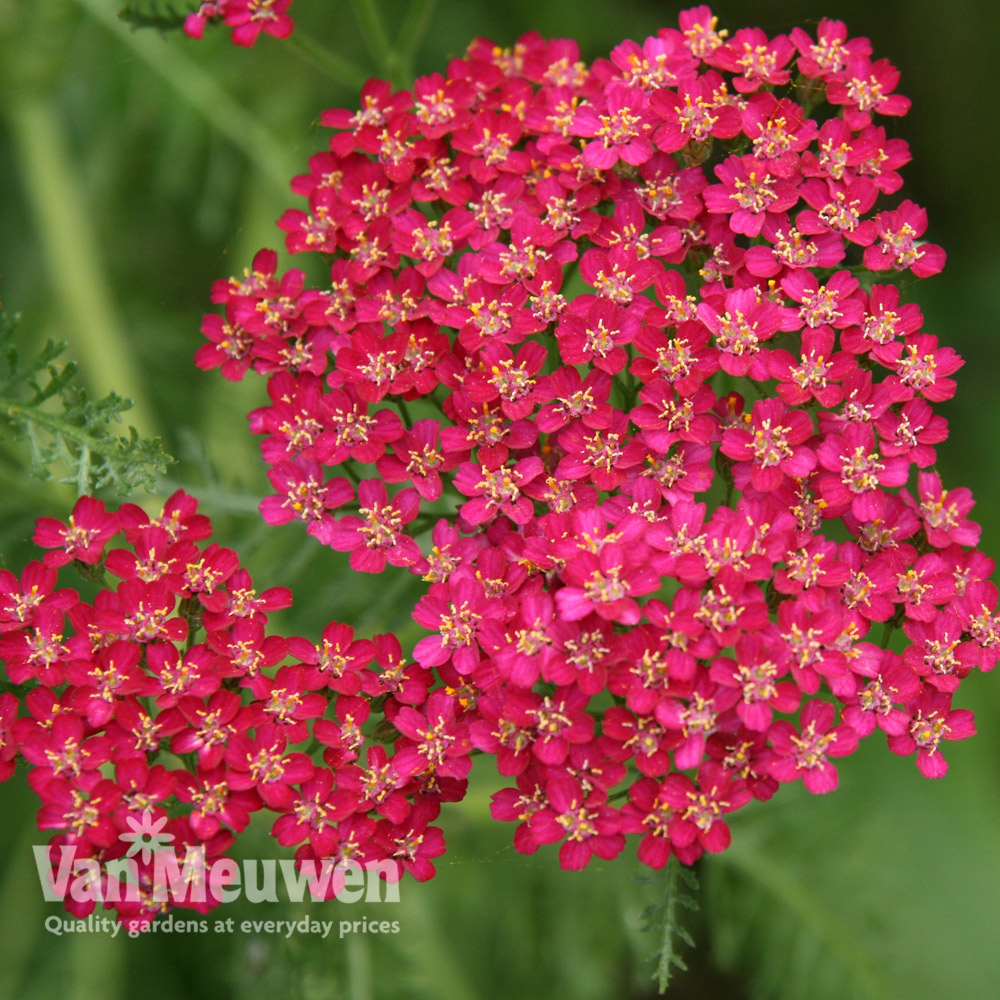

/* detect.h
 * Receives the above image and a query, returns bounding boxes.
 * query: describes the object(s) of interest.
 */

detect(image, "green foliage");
[117,2,189,32]
[702,794,896,1000]
[639,857,700,994]
[0,311,171,495]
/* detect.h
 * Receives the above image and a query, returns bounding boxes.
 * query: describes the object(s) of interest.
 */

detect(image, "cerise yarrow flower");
[183,0,295,47]
[163,4,999,888]
[3,491,461,925]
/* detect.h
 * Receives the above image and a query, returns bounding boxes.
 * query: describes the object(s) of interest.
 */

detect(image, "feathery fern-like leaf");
[0,312,172,495]
[639,857,700,994]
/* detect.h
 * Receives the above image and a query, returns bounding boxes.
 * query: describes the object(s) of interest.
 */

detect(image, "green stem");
[409,512,438,534]
[393,0,439,81]
[0,823,55,999]
[613,372,639,412]
[879,623,894,649]
[426,389,449,417]
[286,31,370,89]
[880,608,904,649]
[178,596,204,650]
[350,0,395,82]
[73,0,294,191]
[157,479,266,515]
[345,933,373,1000]
[342,461,364,487]
[5,96,158,440]
[396,396,414,429]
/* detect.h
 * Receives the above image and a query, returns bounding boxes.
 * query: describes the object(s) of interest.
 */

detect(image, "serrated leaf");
[0,311,172,494]
[640,857,700,994]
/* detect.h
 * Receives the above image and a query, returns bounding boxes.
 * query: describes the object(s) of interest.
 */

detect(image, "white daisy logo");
[119,809,175,864]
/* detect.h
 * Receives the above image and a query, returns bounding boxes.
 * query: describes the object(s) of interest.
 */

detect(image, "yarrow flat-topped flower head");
[189,4,985,864]
[4,5,997,936]
[186,2,988,864]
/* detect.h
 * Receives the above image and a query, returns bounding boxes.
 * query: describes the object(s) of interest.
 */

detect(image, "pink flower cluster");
[192,8,1000,871]
[3,493,451,927]
[4,8,996,911]
[183,0,294,47]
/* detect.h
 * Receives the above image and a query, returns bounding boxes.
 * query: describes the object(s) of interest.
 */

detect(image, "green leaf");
[117,2,188,32]
[639,856,700,994]
[0,311,172,495]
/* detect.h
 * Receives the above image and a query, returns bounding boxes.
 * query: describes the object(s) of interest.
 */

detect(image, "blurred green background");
[1,1,999,998]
